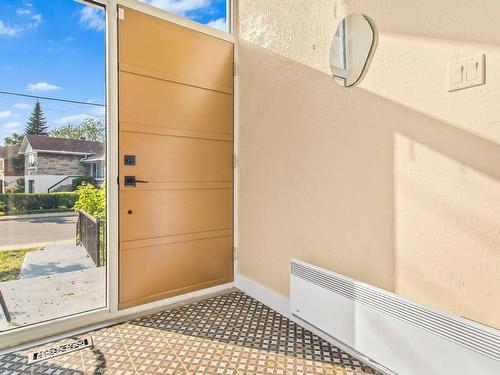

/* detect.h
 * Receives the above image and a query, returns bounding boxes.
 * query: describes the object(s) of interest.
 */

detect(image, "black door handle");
[124,176,149,187]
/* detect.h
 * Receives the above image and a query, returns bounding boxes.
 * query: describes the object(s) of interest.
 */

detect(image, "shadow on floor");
[0,291,381,374]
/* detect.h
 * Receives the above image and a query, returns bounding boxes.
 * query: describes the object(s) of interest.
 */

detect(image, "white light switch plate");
[448,54,485,92]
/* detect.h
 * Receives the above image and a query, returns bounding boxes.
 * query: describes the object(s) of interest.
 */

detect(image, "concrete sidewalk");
[0,267,106,331]
[0,240,74,252]
[20,244,96,278]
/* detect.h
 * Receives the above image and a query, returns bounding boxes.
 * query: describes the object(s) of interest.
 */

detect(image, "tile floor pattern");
[0,290,382,374]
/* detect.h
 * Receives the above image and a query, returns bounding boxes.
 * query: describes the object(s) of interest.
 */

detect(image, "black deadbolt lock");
[124,155,136,165]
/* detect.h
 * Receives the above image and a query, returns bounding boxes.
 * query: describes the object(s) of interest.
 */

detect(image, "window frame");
[0,0,235,352]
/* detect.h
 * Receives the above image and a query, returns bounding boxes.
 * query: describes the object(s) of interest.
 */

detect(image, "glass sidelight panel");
[0,0,106,331]
[139,0,230,32]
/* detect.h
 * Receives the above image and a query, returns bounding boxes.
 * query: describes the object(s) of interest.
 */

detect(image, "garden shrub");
[0,192,79,212]
[74,182,106,220]
[74,183,107,266]
[72,177,94,191]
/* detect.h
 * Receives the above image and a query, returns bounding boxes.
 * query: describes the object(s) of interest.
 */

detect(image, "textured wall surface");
[27,153,87,176]
[236,0,500,329]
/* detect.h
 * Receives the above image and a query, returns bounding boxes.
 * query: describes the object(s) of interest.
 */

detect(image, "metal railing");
[48,175,85,193]
[76,210,105,267]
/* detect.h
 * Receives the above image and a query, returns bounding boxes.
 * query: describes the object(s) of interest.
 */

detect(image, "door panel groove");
[120,63,233,95]
[120,123,233,141]
[120,229,233,245]
[121,230,232,250]
[120,185,232,191]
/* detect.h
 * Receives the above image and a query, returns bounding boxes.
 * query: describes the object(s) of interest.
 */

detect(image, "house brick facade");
[26,153,87,176]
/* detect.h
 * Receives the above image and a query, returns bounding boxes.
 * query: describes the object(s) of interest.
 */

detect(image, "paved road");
[0,214,77,249]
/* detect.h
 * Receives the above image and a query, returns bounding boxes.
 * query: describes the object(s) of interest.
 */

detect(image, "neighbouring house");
[18,134,105,193]
[0,145,24,193]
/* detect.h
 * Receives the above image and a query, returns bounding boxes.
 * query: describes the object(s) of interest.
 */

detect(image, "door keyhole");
[128,209,133,215]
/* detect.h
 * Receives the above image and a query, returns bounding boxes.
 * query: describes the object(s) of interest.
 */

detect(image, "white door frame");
[0,0,236,352]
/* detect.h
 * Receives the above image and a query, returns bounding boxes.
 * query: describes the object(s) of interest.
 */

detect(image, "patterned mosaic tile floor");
[0,290,382,374]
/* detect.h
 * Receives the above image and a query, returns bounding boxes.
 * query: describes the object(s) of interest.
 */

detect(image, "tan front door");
[118,7,234,309]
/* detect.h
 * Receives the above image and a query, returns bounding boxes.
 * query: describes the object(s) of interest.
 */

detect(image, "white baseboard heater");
[290,259,500,375]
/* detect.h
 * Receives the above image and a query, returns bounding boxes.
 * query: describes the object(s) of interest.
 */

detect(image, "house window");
[0,0,108,333]
[27,154,36,168]
[90,163,104,179]
[96,163,104,179]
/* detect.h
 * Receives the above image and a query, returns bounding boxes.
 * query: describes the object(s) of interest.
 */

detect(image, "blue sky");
[0,0,227,145]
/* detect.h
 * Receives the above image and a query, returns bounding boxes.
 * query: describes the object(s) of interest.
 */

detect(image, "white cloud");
[16,8,32,15]
[56,113,99,124]
[27,82,61,92]
[80,6,105,32]
[14,103,31,109]
[0,110,13,118]
[4,122,21,129]
[207,18,226,31]
[0,21,20,36]
[90,107,105,116]
[141,0,210,15]
[15,7,42,28]
[31,14,42,24]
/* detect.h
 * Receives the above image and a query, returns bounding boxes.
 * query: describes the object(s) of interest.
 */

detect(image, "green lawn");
[0,247,42,282]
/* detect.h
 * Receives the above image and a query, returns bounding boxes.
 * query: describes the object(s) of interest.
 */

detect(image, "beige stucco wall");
[236,0,500,329]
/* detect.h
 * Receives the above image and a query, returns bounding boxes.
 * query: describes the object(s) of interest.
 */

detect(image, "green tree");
[10,154,24,174]
[25,100,48,135]
[3,132,24,174]
[50,118,105,141]
[4,132,24,146]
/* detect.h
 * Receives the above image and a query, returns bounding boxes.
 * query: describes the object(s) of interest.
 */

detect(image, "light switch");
[450,63,464,84]
[466,60,478,81]
[448,54,485,92]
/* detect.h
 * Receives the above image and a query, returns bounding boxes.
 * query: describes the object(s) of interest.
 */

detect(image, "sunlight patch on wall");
[394,132,500,329]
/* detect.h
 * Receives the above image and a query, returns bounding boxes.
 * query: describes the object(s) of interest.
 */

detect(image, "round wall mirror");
[329,14,374,87]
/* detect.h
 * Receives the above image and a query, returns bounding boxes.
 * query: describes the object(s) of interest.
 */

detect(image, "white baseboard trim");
[235,274,395,375]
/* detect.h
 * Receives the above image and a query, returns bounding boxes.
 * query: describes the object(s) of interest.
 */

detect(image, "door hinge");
[232,155,238,168]
[116,176,119,185]
[117,7,125,20]
[232,246,237,258]
[233,62,237,76]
